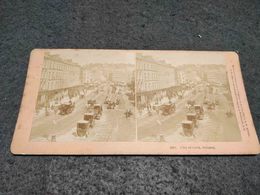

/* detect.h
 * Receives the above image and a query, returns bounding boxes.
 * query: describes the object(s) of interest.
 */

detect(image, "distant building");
[100,64,134,84]
[111,69,126,83]
[82,63,134,85]
[176,65,201,84]
[203,65,227,85]
[83,70,93,83]
[110,70,132,84]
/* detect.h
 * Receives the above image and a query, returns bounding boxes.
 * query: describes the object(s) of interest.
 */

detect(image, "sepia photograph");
[136,51,241,142]
[29,50,244,143]
[30,50,136,142]
[29,50,243,143]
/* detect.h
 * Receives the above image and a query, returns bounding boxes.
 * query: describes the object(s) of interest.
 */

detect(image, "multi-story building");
[100,64,133,84]
[82,63,134,86]
[111,69,132,84]
[203,65,227,85]
[36,52,83,109]
[176,64,202,85]
[83,70,93,84]
[40,55,81,91]
[110,69,124,83]
[136,54,177,106]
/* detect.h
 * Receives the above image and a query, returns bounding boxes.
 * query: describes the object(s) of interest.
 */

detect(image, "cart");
[207,102,215,110]
[187,100,195,107]
[107,101,116,109]
[186,113,198,128]
[58,101,75,115]
[84,113,95,128]
[87,99,96,106]
[93,104,103,119]
[76,120,90,137]
[194,105,204,120]
[161,103,176,116]
[182,120,194,136]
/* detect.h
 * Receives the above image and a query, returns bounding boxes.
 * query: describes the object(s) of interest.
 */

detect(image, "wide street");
[31,84,136,142]
[31,81,241,143]
[137,85,242,142]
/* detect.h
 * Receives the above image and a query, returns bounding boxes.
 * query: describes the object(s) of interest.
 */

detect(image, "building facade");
[40,54,82,91]
[203,65,227,85]
[36,53,83,111]
[176,65,202,85]
[136,54,177,106]
[111,69,132,84]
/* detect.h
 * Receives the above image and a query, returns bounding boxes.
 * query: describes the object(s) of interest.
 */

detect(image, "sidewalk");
[33,108,55,121]
[33,89,96,121]
[137,89,194,120]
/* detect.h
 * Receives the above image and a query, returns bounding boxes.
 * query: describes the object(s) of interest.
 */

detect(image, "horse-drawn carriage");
[194,105,204,120]
[58,101,75,115]
[186,113,198,128]
[207,102,216,110]
[182,120,194,137]
[161,103,176,116]
[87,99,96,106]
[107,102,116,109]
[84,113,95,128]
[187,100,195,107]
[93,104,103,120]
[76,120,90,137]
[182,112,198,137]
[107,98,116,109]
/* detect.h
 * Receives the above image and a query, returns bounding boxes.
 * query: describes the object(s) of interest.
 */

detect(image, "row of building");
[39,53,83,92]
[37,53,84,110]
[136,54,177,93]
[37,52,228,111]
[37,53,135,110]
[135,54,228,106]
[136,54,178,106]
[83,63,135,84]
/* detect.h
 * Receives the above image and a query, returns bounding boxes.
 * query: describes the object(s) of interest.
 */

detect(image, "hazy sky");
[48,50,226,66]
[48,49,135,65]
[138,50,226,66]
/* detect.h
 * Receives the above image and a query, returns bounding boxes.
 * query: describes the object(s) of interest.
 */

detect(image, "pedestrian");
[156,107,159,115]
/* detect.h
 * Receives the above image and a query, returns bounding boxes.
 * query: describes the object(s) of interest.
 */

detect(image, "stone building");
[136,54,177,107]
[36,52,83,112]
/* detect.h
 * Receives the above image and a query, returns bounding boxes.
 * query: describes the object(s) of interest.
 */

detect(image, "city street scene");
[136,52,242,142]
[30,50,136,142]
[30,50,242,143]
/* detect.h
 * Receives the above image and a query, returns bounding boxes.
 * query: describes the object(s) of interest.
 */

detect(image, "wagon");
[107,101,116,109]
[161,103,176,116]
[84,113,95,128]
[93,104,103,119]
[87,99,96,106]
[207,102,216,110]
[186,113,198,128]
[187,100,195,107]
[58,101,75,115]
[194,105,204,120]
[76,120,90,137]
[182,120,194,137]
